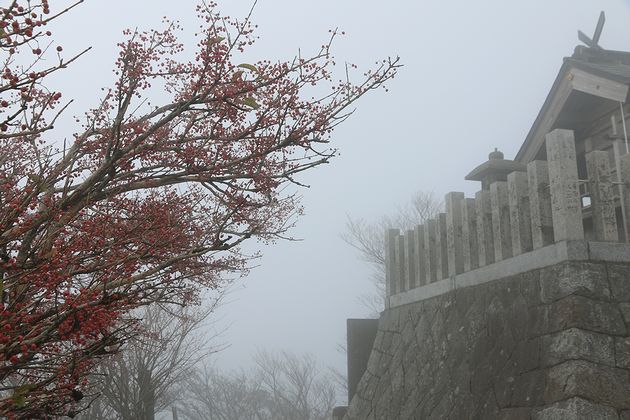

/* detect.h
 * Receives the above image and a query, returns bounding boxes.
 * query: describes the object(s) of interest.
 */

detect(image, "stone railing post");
[586,151,619,242]
[545,129,584,241]
[527,160,554,248]
[508,171,533,255]
[462,198,479,272]
[385,229,400,296]
[445,192,465,276]
[475,190,495,267]
[414,225,427,287]
[424,220,438,284]
[403,230,417,290]
[435,213,449,280]
[621,154,630,242]
[394,233,406,292]
[490,181,512,261]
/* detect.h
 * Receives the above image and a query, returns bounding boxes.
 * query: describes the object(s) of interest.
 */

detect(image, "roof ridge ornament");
[578,11,605,50]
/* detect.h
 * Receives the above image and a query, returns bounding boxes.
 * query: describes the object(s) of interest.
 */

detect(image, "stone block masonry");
[345,127,630,419]
[344,258,630,419]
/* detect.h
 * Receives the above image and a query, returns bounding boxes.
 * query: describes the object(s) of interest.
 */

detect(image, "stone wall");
[345,259,630,419]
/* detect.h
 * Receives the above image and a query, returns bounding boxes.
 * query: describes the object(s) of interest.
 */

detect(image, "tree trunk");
[138,365,155,420]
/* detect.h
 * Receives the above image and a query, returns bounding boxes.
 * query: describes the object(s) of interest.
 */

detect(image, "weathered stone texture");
[534,397,619,420]
[345,261,630,419]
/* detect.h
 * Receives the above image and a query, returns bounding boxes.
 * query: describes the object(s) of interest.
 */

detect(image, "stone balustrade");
[385,128,630,298]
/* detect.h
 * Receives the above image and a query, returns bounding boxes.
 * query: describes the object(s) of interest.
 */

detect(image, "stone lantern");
[464,148,526,190]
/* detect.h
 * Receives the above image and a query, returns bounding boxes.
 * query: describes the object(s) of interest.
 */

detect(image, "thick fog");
[46,0,630,398]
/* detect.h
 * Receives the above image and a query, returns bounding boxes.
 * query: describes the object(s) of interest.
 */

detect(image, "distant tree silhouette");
[342,191,442,313]
[180,351,336,420]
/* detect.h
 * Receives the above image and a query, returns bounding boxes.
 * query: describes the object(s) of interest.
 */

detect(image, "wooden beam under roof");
[570,68,628,103]
[515,64,573,164]
[515,64,629,164]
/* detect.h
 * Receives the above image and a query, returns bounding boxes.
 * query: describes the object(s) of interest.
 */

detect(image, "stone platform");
[345,244,630,419]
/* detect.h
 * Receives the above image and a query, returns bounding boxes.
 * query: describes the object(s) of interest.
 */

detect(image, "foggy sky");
[47,0,630,394]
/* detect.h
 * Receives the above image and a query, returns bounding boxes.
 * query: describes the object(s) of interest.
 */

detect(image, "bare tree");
[341,191,442,313]
[78,297,223,420]
[180,365,271,420]
[180,351,336,420]
[254,351,336,420]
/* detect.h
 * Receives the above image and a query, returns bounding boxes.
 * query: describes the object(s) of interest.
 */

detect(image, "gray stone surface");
[414,224,426,287]
[609,263,630,301]
[620,303,630,325]
[539,261,610,303]
[476,190,495,267]
[620,154,630,242]
[539,295,626,336]
[424,219,438,284]
[540,328,614,367]
[545,360,630,408]
[491,181,513,261]
[534,397,619,420]
[462,197,479,272]
[446,192,465,276]
[589,241,630,262]
[394,234,405,292]
[385,229,399,297]
[346,260,630,420]
[545,129,584,241]
[403,229,416,290]
[528,160,554,249]
[508,170,533,255]
[587,150,619,241]
[617,337,630,369]
[435,213,449,281]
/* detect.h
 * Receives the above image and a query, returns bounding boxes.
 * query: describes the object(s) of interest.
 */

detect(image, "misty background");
[45,0,630,400]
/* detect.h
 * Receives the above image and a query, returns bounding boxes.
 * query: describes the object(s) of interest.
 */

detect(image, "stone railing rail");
[385,128,630,299]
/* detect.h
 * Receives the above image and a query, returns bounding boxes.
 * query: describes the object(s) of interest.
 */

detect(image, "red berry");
[56,45,62,52]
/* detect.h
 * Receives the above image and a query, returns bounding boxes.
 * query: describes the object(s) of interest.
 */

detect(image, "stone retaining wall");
[345,259,630,419]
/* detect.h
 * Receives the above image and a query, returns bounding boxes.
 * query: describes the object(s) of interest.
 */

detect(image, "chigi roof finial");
[578,11,606,50]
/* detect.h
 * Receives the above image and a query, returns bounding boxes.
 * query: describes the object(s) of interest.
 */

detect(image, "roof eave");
[514,60,572,163]
[515,60,630,163]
